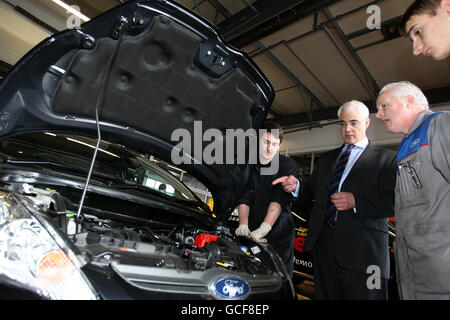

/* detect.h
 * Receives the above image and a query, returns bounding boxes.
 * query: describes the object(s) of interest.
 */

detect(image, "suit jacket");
[301,142,396,278]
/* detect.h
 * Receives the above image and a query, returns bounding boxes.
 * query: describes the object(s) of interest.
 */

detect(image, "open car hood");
[0,0,273,219]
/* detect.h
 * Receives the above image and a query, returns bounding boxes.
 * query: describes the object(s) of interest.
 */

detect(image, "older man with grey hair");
[376,81,450,299]
[274,100,397,299]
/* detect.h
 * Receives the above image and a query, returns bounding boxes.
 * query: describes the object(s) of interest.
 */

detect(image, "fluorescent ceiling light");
[51,0,90,22]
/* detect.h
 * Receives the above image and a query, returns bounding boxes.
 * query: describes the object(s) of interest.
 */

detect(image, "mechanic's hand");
[330,192,355,211]
[235,224,252,238]
[272,175,298,193]
[250,222,272,244]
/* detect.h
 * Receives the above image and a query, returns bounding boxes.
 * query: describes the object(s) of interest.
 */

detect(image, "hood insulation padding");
[52,15,260,146]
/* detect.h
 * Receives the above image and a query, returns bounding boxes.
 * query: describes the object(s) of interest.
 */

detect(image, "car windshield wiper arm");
[110,182,173,196]
[5,159,122,182]
[6,159,200,205]
[110,182,197,204]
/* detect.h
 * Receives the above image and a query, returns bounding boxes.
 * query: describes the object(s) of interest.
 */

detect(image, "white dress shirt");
[292,137,370,203]
[338,137,369,191]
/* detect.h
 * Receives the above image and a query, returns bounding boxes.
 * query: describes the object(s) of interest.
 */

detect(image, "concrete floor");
[294,277,314,300]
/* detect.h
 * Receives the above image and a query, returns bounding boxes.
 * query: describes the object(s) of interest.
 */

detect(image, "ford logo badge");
[210,276,250,300]
[410,138,420,149]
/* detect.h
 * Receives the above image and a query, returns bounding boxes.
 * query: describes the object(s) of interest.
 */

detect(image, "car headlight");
[0,192,98,299]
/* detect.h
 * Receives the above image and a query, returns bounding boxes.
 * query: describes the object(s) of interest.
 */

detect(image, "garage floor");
[294,277,400,300]
[294,277,314,300]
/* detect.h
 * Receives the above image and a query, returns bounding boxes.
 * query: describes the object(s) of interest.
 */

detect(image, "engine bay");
[71,221,272,275]
[14,182,275,276]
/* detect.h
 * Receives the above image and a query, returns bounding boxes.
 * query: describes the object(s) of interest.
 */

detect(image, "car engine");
[71,217,272,275]
[6,182,286,298]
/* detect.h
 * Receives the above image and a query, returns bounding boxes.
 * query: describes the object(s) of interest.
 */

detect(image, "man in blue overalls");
[376,81,450,299]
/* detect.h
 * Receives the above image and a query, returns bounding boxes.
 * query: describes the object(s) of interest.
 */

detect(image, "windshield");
[0,132,198,202]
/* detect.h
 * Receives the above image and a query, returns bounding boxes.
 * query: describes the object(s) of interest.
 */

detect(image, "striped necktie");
[325,144,355,224]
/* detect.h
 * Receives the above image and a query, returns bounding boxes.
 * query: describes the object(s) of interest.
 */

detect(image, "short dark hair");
[401,0,443,33]
[263,120,283,143]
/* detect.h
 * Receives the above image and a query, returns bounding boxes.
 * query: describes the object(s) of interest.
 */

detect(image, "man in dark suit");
[273,100,397,299]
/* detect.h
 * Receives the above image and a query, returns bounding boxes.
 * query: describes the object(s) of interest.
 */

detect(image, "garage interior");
[1,0,449,300]
[1,0,449,171]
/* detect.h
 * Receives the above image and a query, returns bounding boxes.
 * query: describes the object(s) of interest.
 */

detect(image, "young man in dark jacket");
[235,121,298,277]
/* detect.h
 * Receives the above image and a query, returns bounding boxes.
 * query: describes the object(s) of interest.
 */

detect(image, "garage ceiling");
[0,0,449,132]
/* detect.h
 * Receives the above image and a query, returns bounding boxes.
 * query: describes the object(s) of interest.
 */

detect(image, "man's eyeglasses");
[338,120,360,128]
[398,161,422,189]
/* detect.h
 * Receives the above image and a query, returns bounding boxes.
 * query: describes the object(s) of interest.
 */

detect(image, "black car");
[0,0,294,300]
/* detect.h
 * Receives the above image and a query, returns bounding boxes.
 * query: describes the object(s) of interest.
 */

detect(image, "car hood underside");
[0,0,274,218]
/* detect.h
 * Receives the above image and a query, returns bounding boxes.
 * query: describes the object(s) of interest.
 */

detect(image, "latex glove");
[235,224,251,238]
[250,222,272,244]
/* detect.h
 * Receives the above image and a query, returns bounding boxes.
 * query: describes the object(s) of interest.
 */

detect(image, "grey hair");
[379,81,429,109]
[337,100,370,119]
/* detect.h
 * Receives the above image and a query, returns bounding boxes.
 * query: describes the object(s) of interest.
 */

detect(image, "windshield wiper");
[6,159,200,206]
[110,181,197,204]
[4,159,122,183]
